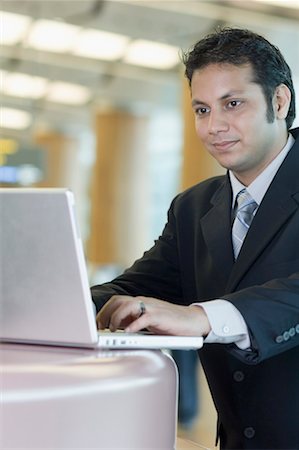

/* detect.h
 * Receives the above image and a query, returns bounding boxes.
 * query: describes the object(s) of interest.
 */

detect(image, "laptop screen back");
[0,188,98,346]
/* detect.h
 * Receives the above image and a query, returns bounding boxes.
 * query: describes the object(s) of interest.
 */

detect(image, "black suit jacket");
[92,128,299,449]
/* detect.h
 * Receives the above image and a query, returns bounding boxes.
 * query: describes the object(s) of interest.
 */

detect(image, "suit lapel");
[226,133,299,292]
[200,175,235,282]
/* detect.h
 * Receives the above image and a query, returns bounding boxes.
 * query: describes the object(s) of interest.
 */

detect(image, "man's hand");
[96,295,211,337]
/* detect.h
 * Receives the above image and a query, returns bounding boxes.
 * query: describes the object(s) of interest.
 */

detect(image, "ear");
[273,84,291,120]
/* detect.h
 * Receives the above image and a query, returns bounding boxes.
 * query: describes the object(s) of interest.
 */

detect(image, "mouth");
[211,140,239,151]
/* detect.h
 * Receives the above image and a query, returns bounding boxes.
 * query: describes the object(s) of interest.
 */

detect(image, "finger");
[124,314,152,333]
[96,295,124,329]
[96,311,108,330]
[96,299,113,329]
[109,300,143,331]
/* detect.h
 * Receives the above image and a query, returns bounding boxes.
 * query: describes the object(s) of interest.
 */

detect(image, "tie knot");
[236,189,256,211]
[234,189,258,228]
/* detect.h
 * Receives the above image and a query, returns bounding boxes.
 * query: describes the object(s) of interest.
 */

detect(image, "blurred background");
[1,1,299,448]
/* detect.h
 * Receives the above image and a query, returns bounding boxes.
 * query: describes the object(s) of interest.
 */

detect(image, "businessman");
[92,28,299,449]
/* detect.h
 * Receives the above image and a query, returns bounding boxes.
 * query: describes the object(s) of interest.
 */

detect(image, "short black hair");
[183,28,296,129]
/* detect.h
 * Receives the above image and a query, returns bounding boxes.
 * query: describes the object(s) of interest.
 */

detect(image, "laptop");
[0,188,203,350]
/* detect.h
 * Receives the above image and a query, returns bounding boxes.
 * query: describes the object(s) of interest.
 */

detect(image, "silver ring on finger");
[139,301,146,317]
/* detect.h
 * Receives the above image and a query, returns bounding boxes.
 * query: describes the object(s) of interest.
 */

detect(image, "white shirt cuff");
[192,299,251,350]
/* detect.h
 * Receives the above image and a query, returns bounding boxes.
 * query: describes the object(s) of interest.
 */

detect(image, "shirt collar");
[229,133,295,208]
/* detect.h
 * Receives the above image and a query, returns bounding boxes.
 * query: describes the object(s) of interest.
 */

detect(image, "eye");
[227,100,242,109]
[194,106,210,116]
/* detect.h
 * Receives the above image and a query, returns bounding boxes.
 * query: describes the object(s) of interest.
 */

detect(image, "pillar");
[88,110,149,268]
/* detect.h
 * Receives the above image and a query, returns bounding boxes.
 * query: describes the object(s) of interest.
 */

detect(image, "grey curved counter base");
[0,343,178,449]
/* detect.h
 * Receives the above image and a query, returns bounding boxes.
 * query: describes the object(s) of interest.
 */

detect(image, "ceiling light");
[46,82,91,105]
[0,11,32,45]
[2,73,48,99]
[26,19,80,53]
[0,107,32,130]
[72,29,129,61]
[123,40,180,70]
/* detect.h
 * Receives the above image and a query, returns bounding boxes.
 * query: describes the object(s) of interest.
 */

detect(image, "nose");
[208,110,229,134]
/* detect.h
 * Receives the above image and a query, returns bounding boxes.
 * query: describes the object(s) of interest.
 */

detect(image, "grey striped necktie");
[232,189,258,259]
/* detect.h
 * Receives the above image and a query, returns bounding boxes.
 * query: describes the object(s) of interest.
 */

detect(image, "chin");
[216,159,238,171]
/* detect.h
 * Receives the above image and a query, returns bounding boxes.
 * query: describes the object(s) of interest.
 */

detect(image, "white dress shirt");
[194,134,295,349]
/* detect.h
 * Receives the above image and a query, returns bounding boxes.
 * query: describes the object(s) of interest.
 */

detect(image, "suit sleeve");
[223,273,299,364]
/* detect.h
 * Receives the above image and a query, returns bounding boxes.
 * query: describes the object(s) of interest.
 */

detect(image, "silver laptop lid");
[0,188,203,351]
[0,188,98,347]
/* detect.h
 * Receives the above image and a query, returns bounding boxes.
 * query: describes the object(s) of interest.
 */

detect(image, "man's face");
[191,63,288,185]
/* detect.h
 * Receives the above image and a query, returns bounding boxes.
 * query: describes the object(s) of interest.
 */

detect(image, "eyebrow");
[191,90,245,107]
